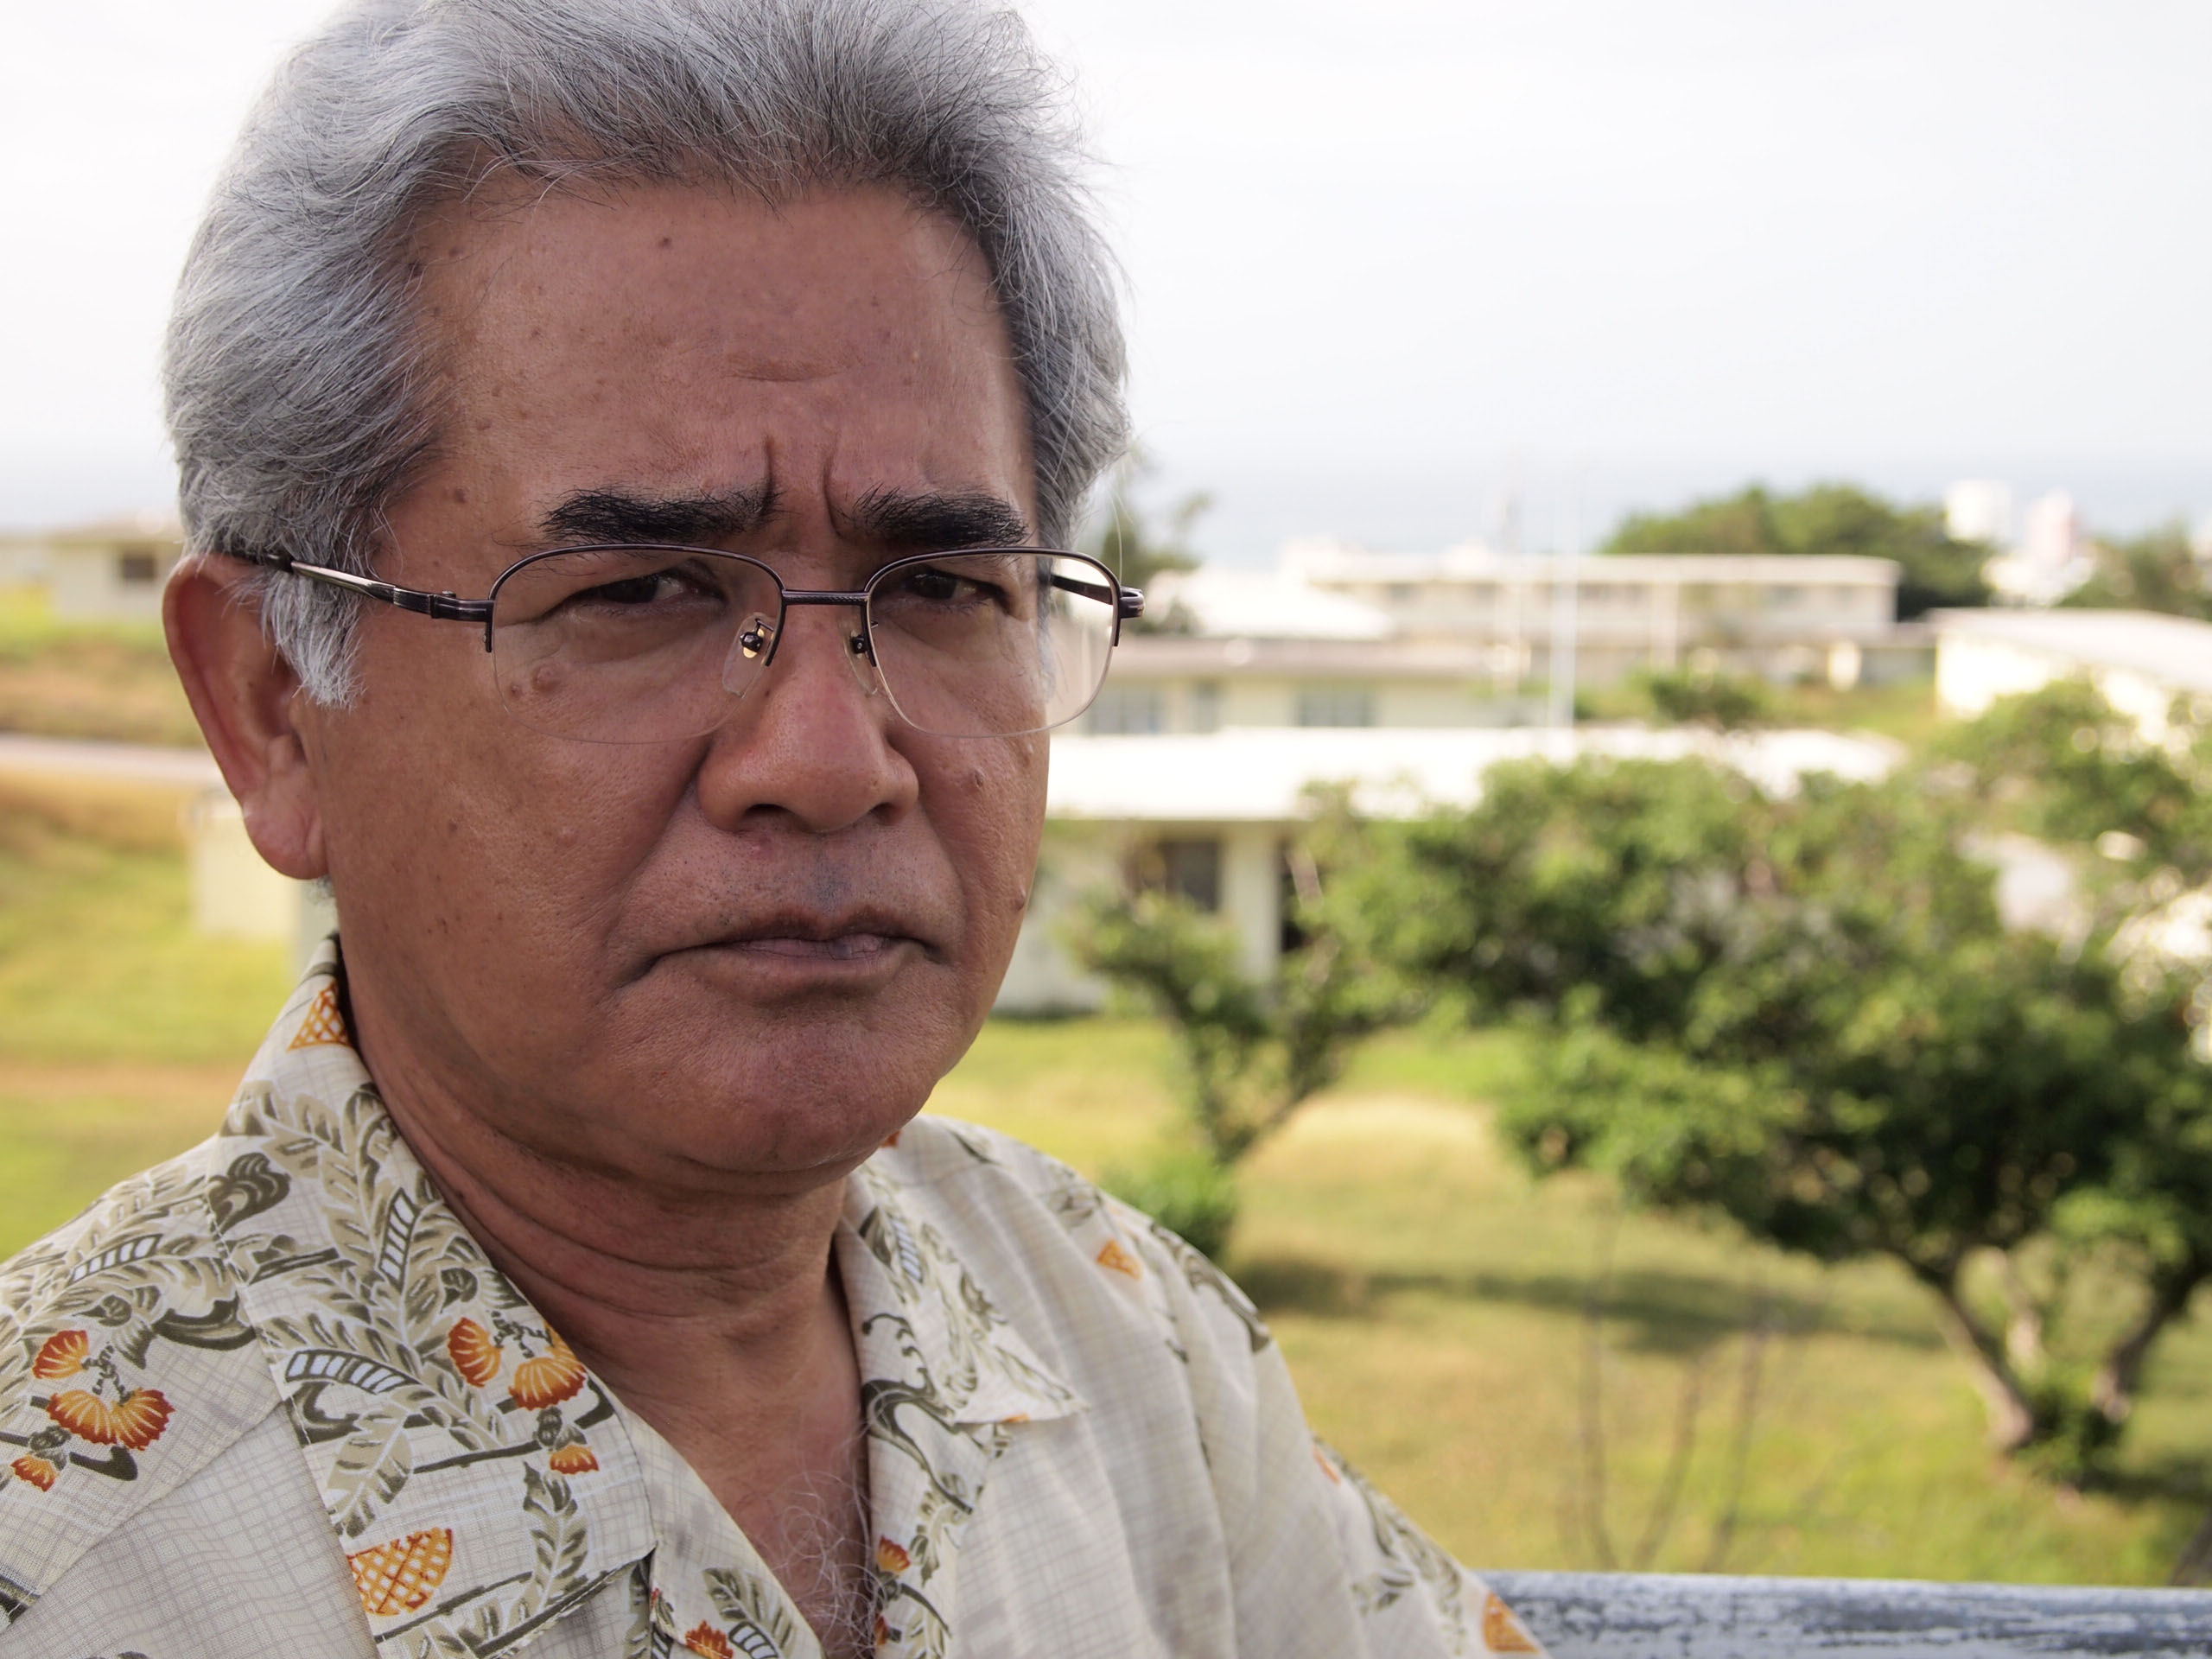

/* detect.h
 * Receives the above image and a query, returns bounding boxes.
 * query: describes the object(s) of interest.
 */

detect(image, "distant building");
[999,726,1901,1012]
[1932,607,2212,737]
[1084,636,1540,734]
[0,512,184,620]
[1984,491,2093,607]
[1275,538,1912,690]
[1945,480,2013,547]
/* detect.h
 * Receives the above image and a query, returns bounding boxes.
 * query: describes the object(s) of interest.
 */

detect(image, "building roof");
[1281,538,1902,588]
[1046,726,1900,824]
[0,510,182,550]
[1144,567,1394,639]
[1929,607,2212,695]
[1106,635,1496,679]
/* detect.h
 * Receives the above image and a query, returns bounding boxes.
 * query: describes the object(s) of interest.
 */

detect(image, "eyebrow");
[847,487,1033,551]
[538,484,780,547]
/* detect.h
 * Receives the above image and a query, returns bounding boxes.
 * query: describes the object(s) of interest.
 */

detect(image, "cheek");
[931,739,1048,918]
[323,627,682,933]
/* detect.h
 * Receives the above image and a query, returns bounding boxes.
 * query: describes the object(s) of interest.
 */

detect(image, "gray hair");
[162,0,1128,702]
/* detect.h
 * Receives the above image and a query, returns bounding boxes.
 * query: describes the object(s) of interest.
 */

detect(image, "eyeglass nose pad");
[723,613,778,696]
[844,622,883,698]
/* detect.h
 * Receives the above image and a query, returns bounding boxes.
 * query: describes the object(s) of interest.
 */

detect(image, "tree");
[1066,807,1404,1255]
[1602,482,1992,618]
[2059,520,2212,620]
[1330,742,2212,1476]
[1630,664,1772,729]
[1081,451,1210,627]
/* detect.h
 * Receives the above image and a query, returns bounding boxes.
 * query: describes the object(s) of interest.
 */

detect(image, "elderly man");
[0,2,1543,1655]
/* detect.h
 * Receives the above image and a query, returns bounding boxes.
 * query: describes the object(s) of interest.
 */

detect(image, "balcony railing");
[1485,1571,2212,1656]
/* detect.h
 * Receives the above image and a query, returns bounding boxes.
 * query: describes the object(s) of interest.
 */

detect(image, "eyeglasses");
[224,543,1143,742]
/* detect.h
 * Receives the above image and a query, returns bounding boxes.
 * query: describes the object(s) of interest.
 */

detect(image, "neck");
[364,1035,859,1459]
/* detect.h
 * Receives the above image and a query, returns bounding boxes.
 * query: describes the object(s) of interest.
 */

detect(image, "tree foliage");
[1066,810,1406,1254]
[1081,451,1209,627]
[1601,481,1991,619]
[2060,520,2212,620]
[1630,664,1773,729]
[1330,727,2212,1476]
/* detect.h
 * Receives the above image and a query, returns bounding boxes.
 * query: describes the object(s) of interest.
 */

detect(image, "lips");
[665,906,936,969]
[726,932,899,959]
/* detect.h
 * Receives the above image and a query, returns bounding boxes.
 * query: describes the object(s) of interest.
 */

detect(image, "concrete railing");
[1486,1571,2212,1657]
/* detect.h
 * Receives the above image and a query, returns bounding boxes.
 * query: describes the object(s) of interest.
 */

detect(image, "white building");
[1084,636,1540,734]
[1274,537,1910,688]
[999,726,1901,1013]
[1932,607,2212,738]
[1983,491,2094,607]
[0,512,185,620]
[1944,480,2013,547]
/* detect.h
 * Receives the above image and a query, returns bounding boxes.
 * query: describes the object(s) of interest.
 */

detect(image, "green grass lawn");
[0,586,203,746]
[3,776,2207,1585]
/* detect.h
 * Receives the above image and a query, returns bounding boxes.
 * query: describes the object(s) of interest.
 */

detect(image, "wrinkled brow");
[848,487,1033,551]
[538,484,780,547]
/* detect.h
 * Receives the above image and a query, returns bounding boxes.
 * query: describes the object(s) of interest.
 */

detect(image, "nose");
[693,599,918,836]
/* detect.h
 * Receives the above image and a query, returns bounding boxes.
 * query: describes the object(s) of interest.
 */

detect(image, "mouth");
[719,931,906,961]
[665,909,935,975]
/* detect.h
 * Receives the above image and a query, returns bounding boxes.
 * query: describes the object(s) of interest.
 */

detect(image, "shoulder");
[865,1114,1273,1360]
[0,1135,278,1627]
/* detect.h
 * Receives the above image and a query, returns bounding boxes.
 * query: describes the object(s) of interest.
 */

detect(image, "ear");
[164,555,330,880]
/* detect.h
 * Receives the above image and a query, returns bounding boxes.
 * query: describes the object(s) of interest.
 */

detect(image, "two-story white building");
[1278,537,1913,689]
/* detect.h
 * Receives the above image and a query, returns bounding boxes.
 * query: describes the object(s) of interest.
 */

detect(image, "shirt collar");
[218,939,1079,1658]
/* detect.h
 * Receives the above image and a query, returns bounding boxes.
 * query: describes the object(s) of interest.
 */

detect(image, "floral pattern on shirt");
[1,940,1542,1658]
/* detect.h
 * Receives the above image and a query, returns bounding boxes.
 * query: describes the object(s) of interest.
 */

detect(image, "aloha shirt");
[0,943,1547,1658]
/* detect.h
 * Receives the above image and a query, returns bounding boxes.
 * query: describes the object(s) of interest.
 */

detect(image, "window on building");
[1294,684,1375,728]
[1388,583,1417,603]
[1768,585,1804,607]
[1085,685,1164,734]
[117,548,158,585]
[1131,836,1222,911]
[1190,680,1222,734]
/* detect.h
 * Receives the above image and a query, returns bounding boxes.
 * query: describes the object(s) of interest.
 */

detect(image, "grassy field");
[3,772,2207,1585]
[0,587,202,746]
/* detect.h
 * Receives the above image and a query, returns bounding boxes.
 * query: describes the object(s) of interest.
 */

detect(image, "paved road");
[0,733,221,788]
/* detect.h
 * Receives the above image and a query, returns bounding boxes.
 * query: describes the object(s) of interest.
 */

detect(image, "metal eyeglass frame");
[220,540,1145,675]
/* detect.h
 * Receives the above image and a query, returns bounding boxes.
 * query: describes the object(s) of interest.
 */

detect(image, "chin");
[570,1007,957,1183]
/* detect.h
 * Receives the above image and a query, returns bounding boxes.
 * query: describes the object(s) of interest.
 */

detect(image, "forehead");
[404,181,1033,545]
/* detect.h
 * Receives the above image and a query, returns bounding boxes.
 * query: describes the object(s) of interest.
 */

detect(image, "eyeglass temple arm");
[1049,569,1145,621]
[224,548,496,632]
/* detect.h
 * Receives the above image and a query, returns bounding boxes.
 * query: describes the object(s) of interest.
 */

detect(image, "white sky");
[4,0,2209,558]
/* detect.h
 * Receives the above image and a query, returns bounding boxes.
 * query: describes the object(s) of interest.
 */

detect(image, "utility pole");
[1548,469,1581,731]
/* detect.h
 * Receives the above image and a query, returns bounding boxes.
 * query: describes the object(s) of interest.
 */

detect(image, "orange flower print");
[31,1329,88,1380]
[46,1387,172,1451]
[448,1317,504,1387]
[547,1440,599,1475]
[683,1624,735,1658]
[9,1454,58,1491]
[1482,1591,1541,1653]
[1094,1237,1143,1280]
[874,1536,912,1573]
[289,981,350,1049]
[874,1611,895,1648]
[510,1330,587,1409]
[347,1528,454,1618]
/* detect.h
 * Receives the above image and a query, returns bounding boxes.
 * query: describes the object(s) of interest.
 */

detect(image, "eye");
[887,563,1010,608]
[899,566,971,603]
[582,570,687,607]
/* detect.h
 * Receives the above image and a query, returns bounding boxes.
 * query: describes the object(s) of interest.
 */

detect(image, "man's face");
[299,183,1045,1196]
